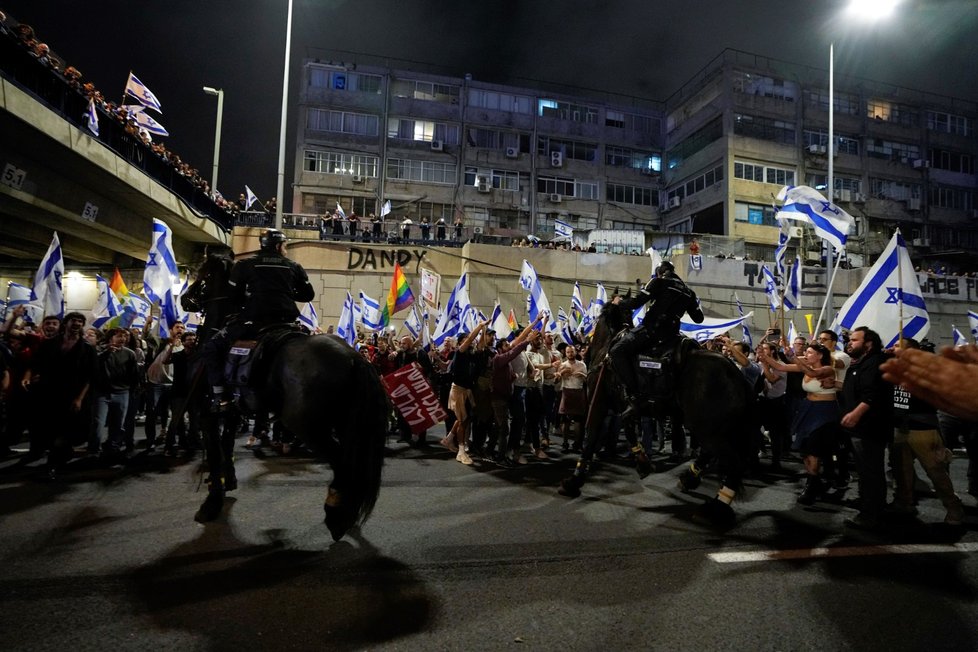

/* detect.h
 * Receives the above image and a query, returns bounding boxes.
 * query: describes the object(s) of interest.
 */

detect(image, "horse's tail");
[344,354,389,525]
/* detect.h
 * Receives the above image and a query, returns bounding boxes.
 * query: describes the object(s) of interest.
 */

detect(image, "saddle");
[634,337,699,408]
[224,324,305,413]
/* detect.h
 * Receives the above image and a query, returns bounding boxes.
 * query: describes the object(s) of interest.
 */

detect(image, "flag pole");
[896,228,905,347]
[813,251,844,334]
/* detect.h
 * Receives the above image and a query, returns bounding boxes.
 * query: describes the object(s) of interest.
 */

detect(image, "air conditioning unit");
[788,226,804,239]
[550,151,564,168]
[668,196,682,209]
[912,159,930,169]
[351,175,365,184]
[473,226,484,234]
[834,189,852,203]
[504,146,519,159]
[807,144,826,154]
[430,139,444,151]
[549,193,562,203]
[853,192,867,203]
[912,238,930,247]
[476,177,490,193]
[907,198,922,211]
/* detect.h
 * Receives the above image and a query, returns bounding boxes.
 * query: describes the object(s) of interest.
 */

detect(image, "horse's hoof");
[678,469,701,492]
[558,476,583,498]
[635,453,653,479]
[693,498,736,530]
[224,471,237,492]
[194,491,224,523]
[324,504,357,542]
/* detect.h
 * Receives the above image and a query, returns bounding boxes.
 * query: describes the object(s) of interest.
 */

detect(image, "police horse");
[182,252,389,541]
[558,300,756,528]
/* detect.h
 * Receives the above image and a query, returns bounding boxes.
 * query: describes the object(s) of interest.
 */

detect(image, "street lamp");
[274,0,295,229]
[203,86,224,195]
[823,0,901,328]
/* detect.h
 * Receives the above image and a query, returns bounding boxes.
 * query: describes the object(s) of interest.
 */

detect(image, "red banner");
[382,362,447,435]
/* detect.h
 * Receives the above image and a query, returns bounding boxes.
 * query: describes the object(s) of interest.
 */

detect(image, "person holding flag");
[611,260,703,417]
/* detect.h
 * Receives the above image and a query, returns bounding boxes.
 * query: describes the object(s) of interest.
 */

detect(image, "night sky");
[4,0,976,210]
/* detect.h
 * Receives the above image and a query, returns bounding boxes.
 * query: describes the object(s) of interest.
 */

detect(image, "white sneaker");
[456,450,474,465]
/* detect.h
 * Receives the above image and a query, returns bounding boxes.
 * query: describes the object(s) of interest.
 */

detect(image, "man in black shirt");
[91,327,139,460]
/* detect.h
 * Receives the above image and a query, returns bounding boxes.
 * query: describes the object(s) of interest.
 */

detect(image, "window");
[302,194,374,217]
[537,98,599,124]
[734,114,795,145]
[806,89,861,115]
[387,118,460,144]
[575,181,599,200]
[732,71,798,102]
[468,89,533,114]
[666,116,723,169]
[306,109,379,136]
[734,202,779,226]
[734,161,795,186]
[606,182,656,206]
[805,174,862,193]
[865,139,920,161]
[386,158,457,185]
[391,78,459,103]
[309,68,382,94]
[803,130,860,155]
[927,110,970,136]
[605,146,661,172]
[605,109,658,133]
[537,137,598,162]
[929,186,974,211]
[929,148,974,174]
[416,202,453,221]
[870,177,921,201]
[537,176,576,196]
[867,99,919,127]
[303,150,379,177]
[491,169,521,192]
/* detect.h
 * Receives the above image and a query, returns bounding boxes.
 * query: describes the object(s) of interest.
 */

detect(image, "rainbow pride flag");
[382,262,415,327]
[507,308,519,332]
[109,267,130,298]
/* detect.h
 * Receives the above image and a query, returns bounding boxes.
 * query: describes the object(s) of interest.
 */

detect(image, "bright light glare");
[846,0,901,21]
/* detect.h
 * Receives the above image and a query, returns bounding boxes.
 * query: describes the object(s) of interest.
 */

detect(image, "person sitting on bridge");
[202,229,315,411]
[610,260,703,418]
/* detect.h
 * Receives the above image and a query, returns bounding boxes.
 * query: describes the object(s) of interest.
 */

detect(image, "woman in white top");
[759,342,838,504]
[556,345,588,451]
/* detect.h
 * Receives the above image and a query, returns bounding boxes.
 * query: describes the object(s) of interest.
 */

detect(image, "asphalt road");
[1,436,977,652]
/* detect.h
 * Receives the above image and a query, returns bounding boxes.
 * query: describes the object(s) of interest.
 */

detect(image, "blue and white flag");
[689,254,703,272]
[143,219,179,304]
[127,294,152,329]
[572,282,587,321]
[245,185,259,210]
[787,320,799,346]
[6,281,34,307]
[952,324,967,348]
[647,247,663,276]
[735,293,753,348]
[126,105,169,137]
[680,312,754,343]
[783,256,802,311]
[33,233,65,319]
[489,301,513,341]
[833,230,930,348]
[124,72,162,113]
[556,307,575,344]
[432,273,471,346]
[590,283,608,322]
[359,290,384,331]
[299,303,319,332]
[632,302,647,328]
[160,286,184,335]
[335,202,347,221]
[92,274,124,328]
[519,260,557,333]
[86,98,99,136]
[404,304,423,338]
[774,217,790,279]
[761,264,779,312]
[968,310,978,343]
[776,185,855,252]
[554,219,573,240]
[336,291,357,346]
[380,200,391,217]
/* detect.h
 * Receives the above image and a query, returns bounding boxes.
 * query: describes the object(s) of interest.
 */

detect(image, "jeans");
[892,428,962,514]
[144,383,171,444]
[92,390,130,453]
[508,387,527,453]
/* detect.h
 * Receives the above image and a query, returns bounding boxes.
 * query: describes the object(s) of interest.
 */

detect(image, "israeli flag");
[632,302,648,328]
[432,273,471,346]
[380,200,391,217]
[783,256,802,311]
[572,282,587,321]
[127,294,152,329]
[787,320,799,346]
[968,310,978,343]
[298,303,319,332]
[776,185,854,252]
[833,230,930,348]
[519,260,557,333]
[93,274,123,328]
[359,290,384,331]
[336,292,357,346]
[590,283,608,322]
[554,219,573,240]
[6,281,35,307]
[556,307,575,344]
[647,247,663,275]
[143,219,179,304]
[335,202,347,220]
[33,233,65,319]
[761,264,780,312]
[245,185,259,210]
[124,72,162,113]
[489,302,512,340]
[86,98,99,136]
[405,305,423,338]
[735,293,753,347]
[952,324,967,348]
[127,106,169,137]
[680,312,754,343]
[774,217,790,279]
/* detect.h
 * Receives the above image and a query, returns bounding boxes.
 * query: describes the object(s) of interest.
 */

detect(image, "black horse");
[184,253,389,541]
[559,301,756,527]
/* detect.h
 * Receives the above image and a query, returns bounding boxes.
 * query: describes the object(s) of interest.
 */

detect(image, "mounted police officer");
[203,228,315,410]
[610,260,703,417]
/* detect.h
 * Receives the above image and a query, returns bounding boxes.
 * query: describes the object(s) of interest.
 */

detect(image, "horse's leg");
[679,448,712,492]
[222,411,239,491]
[195,411,225,523]
[558,399,607,498]
[621,414,652,479]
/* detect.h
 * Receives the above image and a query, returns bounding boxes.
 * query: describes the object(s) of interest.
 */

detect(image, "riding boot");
[798,474,824,506]
[620,392,643,420]
[210,386,230,414]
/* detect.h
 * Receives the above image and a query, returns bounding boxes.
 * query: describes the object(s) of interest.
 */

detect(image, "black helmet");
[656,260,675,277]
[260,228,287,251]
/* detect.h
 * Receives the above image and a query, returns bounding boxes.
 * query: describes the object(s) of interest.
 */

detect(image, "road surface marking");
[709,542,978,563]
